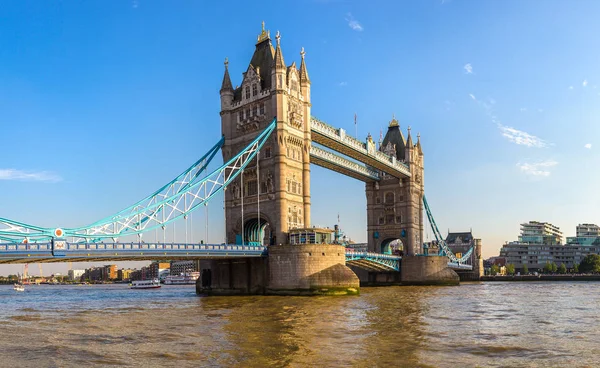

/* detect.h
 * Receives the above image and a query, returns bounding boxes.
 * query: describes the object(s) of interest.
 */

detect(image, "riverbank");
[481,274,600,281]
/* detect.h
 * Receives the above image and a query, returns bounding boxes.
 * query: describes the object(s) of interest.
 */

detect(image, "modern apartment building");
[68,269,85,281]
[518,221,562,245]
[500,222,600,271]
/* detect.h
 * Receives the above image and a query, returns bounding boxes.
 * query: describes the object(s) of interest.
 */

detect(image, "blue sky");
[1,0,600,275]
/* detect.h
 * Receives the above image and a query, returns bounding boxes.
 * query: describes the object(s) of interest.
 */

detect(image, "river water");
[0,282,598,367]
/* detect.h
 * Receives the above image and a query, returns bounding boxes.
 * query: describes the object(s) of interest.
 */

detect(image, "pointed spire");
[274,31,286,69]
[406,126,413,146]
[220,57,233,92]
[389,114,399,127]
[299,47,310,84]
[257,21,270,43]
[416,132,423,155]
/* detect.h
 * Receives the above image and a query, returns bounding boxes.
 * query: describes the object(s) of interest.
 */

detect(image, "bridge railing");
[0,242,266,253]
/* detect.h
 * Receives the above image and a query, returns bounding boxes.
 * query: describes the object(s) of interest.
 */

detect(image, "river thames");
[0,282,597,367]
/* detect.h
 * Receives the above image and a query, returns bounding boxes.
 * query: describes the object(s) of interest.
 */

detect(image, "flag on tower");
[354,113,357,126]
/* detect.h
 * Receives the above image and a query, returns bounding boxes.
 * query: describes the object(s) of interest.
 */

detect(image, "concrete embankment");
[481,275,600,282]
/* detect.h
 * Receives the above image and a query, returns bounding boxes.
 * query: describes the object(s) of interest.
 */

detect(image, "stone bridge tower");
[220,23,312,246]
[365,117,424,256]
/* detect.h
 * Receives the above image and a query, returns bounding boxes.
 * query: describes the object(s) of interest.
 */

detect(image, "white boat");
[164,272,200,285]
[130,278,161,289]
[13,283,25,292]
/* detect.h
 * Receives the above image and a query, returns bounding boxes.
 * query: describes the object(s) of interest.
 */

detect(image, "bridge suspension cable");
[423,195,473,264]
[0,118,276,243]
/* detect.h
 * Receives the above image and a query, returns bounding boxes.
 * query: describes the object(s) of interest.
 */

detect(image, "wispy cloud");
[0,169,62,182]
[345,13,363,31]
[568,86,574,90]
[497,124,549,148]
[538,108,543,113]
[517,160,558,177]
[338,81,348,87]
[469,93,550,148]
[132,0,139,8]
[585,143,592,149]
[520,107,527,112]
[583,79,588,87]
[464,63,473,74]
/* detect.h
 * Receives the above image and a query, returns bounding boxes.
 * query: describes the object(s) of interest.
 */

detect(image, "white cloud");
[583,79,588,87]
[338,81,348,86]
[585,143,592,149]
[345,13,363,31]
[489,98,496,105]
[568,86,574,90]
[132,0,139,8]
[0,169,62,182]
[538,109,543,113]
[520,107,527,112]
[517,160,558,177]
[469,93,477,101]
[464,63,473,74]
[497,124,549,148]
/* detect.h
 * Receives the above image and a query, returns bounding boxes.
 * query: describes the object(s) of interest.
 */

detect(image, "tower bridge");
[0,23,482,294]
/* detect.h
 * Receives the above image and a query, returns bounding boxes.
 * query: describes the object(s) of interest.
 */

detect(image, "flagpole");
[354,113,357,138]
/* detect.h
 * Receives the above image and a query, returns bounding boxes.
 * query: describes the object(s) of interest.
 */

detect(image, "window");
[396,216,402,223]
[379,217,384,225]
[238,111,242,122]
[292,182,297,193]
[386,214,395,224]
[246,109,250,119]
[261,182,267,194]
[245,180,258,196]
[245,87,250,99]
[385,192,394,204]
[260,103,265,115]
[264,147,271,158]
[291,81,298,92]
[252,84,257,96]
[278,75,283,88]
[376,197,381,204]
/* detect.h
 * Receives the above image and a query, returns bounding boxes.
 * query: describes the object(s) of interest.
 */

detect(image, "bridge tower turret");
[220,23,312,246]
[366,117,424,256]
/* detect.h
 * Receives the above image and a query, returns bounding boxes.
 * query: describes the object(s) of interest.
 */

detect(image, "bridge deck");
[310,145,379,182]
[310,117,411,178]
[0,242,266,264]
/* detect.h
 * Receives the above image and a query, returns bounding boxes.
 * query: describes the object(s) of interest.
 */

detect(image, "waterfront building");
[499,222,600,271]
[148,262,170,280]
[170,260,200,275]
[103,265,117,281]
[518,221,562,245]
[566,223,600,245]
[68,269,85,281]
[117,268,134,281]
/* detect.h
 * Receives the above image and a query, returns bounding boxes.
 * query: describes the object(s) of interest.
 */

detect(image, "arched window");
[385,192,394,204]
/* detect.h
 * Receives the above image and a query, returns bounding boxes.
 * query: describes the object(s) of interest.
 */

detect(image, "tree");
[551,262,558,273]
[579,254,600,273]
[543,262,553,274]
[506,264,515,275]
[558,263,567,274]
[490,264,500,276]
[522,264,529,274]
[574,263,579,273]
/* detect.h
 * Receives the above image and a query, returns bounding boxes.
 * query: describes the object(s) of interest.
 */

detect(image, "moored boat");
[164,272,200,285]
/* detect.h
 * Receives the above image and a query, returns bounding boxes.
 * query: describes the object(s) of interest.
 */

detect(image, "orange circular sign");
[54,228,64,238]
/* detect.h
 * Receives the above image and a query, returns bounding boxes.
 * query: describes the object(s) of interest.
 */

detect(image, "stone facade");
[220,23,312,246]
[366,119,424,256]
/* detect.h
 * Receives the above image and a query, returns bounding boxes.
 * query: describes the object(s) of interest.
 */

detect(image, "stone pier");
[196,244,360,296]
[400,255,459,286]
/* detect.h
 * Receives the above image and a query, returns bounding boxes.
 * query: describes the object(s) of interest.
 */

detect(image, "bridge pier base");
[196,244,360,296]
[401,256,460,286]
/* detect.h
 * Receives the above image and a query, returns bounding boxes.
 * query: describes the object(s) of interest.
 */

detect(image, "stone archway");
[381,238,404,256]
[243,217,271,246]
